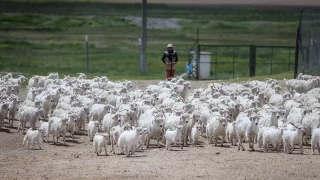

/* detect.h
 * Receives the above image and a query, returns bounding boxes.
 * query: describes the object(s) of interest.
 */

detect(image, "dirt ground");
[1,80,320,180]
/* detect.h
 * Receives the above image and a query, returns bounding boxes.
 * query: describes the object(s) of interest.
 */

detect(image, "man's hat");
[167,44,173,48]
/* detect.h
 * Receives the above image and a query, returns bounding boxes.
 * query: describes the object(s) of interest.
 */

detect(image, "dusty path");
[1,80,320,180]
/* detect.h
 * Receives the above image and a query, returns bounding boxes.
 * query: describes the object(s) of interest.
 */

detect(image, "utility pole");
[85,35,89,74]
[140,0,147,73]
[139,38,142,72]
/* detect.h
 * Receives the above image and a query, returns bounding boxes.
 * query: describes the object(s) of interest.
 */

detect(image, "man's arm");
[161,53,166,64]
[175,52,178,63]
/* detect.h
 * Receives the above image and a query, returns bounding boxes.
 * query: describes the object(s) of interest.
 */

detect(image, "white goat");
[139,128,150,150]
[88,120,100,141]
[282,124,304,154]
[93,133,109,156]
[22,128,43,150]
[263,127,284,153]
[165,125,183,150]
[18,106,44,134]
[225,121,237,146]
[236,114,260,151]
[0,102,9,127]
[48,116,69,145]
[7,95,20,127]
[311,128,320,155]
[118,127,143,156]
[109,123,132,154]
[206,116,228,147]
[38,120,49,142]
[89,104,115,123]
[191,123,202,146]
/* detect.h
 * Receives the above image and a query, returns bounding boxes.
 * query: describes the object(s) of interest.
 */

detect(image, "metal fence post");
[215,46,217,80]
[271,47,273,75]
[232,46,235,79]
[139,38,142,71]
[85,35,89,75]
[249,45,256,77]
[197,28,199,44]
[288,48,291,71]
[140,0,147,74]
[196,45,200,80]
[294,9,303,79]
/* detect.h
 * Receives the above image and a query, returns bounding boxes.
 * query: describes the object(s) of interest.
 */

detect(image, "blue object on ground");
[186,63,192,74]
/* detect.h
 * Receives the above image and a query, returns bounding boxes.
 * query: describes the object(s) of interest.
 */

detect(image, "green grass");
[0,1,318,80]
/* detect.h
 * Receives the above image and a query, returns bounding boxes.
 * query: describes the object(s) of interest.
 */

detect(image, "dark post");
[271,47,273,75]
[85,35,89,74]
[307,30,312,71]
[140,0,147,73]
[197,28,199,44]
[288,48,291,71]
[215,46,217,80]
[294,9,303,79]
[232,46,235,79]
[196,45,200,80]
[249,45,256,77]
[139,38,142,71]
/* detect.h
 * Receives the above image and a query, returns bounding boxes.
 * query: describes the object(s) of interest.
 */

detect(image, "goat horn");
[290,122,299,129]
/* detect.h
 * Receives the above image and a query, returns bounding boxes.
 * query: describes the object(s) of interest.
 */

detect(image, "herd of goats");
[1,72,320,156]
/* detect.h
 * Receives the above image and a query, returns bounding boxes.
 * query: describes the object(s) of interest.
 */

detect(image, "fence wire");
[297,13,320,76]
[192,45,294,80]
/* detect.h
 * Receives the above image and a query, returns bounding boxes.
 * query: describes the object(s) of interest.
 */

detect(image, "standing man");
[161,43,178,81]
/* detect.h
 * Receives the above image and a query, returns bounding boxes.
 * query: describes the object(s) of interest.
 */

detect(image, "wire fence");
[189,44,295,80]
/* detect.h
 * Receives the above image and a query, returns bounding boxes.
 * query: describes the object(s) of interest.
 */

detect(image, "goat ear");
[249,117,253,121]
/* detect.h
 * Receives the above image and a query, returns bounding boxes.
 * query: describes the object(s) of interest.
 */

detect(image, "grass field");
[1,1,319,80]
